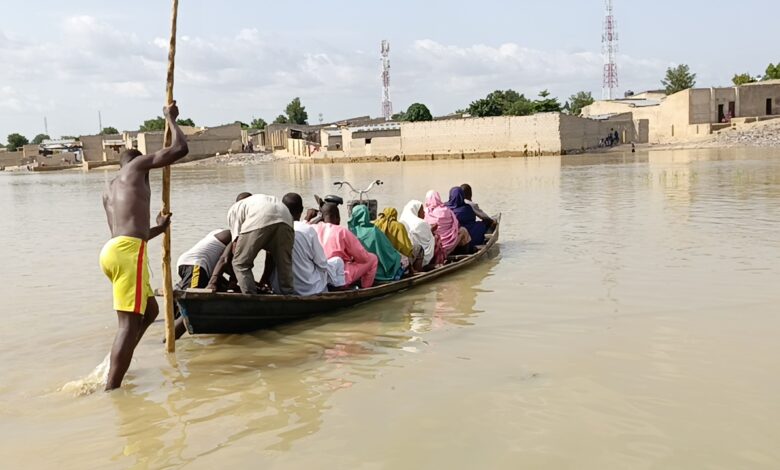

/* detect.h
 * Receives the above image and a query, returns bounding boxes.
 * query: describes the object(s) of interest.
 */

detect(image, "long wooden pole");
[162,0,179,353]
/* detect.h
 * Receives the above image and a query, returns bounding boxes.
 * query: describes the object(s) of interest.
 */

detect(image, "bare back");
[103,162,152,240]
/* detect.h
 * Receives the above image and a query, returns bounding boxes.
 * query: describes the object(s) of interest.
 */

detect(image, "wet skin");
[102,103,189,391]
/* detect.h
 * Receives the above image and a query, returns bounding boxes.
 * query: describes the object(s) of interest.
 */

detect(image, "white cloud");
[0,17,669,138]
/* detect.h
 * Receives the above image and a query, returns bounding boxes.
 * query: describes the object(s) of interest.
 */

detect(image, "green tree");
[732,73,757,86]
[273,114,289,125]
[139,117,195,132]
[403,103,433,122]
[467,89,535,117]
[284,97,308,125]
[7,133,29,151]
[505,96,535,116]
[249,117,267,130]
[31,134,51,145]
[391,111,407,121]
[467,98,503,117]
[139,116,165,132]
[662,64,697,95]
[568,91,595,116]
[100,126,119,135]
[532,90,562,113]
[763,63,780,80]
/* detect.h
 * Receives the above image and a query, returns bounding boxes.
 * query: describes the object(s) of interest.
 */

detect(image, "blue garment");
[446,187,486,248]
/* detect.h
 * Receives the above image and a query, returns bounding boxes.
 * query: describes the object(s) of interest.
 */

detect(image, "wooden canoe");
[177,214,501,334]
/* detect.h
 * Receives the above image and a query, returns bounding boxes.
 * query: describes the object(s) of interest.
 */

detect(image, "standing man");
[100,103,189,391]
[228,192,295,295]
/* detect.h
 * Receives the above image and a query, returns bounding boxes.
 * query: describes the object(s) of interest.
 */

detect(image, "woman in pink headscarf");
[424,190,470,256]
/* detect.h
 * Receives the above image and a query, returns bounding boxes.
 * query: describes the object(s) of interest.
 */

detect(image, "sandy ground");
[648,118,780,151]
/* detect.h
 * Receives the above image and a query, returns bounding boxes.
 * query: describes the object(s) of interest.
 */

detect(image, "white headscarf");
[400,200,435,266]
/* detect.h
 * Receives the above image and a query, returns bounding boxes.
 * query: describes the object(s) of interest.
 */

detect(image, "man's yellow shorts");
[99,236,153,314]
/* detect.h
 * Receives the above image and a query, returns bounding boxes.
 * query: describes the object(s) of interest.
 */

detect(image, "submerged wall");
[137,123,242,162]
[309,114,640,161]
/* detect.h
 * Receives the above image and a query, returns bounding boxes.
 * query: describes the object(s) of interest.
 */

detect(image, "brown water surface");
[1,149,779,469]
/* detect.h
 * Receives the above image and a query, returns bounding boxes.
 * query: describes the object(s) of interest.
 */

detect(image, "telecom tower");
[602,0,619,100]
[381,40,393,121]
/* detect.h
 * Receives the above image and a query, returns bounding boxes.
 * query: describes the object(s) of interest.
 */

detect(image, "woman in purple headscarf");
[446,186,487,249]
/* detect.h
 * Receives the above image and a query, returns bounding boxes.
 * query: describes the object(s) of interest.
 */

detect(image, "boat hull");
[177,215,501,334]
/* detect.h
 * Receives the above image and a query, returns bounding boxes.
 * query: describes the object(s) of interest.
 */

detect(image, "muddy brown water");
[1,148,779,469]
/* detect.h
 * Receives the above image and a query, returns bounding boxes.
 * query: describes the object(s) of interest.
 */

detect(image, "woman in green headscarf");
[348,205,402,282]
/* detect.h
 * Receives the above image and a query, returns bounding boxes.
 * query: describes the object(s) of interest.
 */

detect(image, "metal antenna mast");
[602,0,619,100]
[381,40,393,121]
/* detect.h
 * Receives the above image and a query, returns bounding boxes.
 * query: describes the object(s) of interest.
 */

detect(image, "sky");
[1,0,777,141]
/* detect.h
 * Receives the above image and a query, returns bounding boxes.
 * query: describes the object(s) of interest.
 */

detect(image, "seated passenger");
[348,205,403,282]
[447,186,487,248]
[400,200,444,269]
[460,183,495,229]
[176,229,232,290]
[266,193,341,296]
[174,229,231,339]
[424,190,470,256]
[314,203,378,288]
[375,207,424,273]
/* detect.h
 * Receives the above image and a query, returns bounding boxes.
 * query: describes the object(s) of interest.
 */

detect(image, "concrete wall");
[582,100,646,117]
[739,83,780,117]
[559,114,637,151]
[80,134,124,162]
[80,135,104,162]
[311,113,627,160]
[0,151,25,168]
[137,123,242,162]
[399,114,563,158]
[584,82,780,144]
[22,144,40,159]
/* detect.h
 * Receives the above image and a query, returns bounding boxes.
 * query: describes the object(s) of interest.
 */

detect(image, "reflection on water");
[1,148,779,469]
[104,259,495,467]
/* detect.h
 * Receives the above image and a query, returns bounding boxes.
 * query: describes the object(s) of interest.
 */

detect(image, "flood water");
[1,148,779,469]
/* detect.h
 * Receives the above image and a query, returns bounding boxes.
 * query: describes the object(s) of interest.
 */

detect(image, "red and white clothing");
[314,222,378,288]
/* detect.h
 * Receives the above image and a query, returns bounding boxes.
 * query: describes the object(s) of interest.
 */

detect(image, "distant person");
[99,102,188,390]
[265,193,344,296]
[349,205,402,282]
[613,129,620,145]
[314,203,378,288]
[227,192,294,295]
[374,207,424,273]
[246,140,254,153]
[460,183,495,229]
[446,186,487,249]
[424,190,470,256]
[173,229,232,339]
[400,200,442,270]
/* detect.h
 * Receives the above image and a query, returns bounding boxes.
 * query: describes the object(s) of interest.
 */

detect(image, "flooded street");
[1,148,779,469]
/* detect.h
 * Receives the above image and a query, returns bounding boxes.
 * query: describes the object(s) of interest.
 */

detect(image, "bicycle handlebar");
[333,180,384,200]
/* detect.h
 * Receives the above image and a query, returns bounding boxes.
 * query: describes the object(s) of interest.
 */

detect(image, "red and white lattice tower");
[602,0,619,100]
[381,40,393,121]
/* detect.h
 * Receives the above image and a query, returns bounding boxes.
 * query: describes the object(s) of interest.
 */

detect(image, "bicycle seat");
[324,195,344,205]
